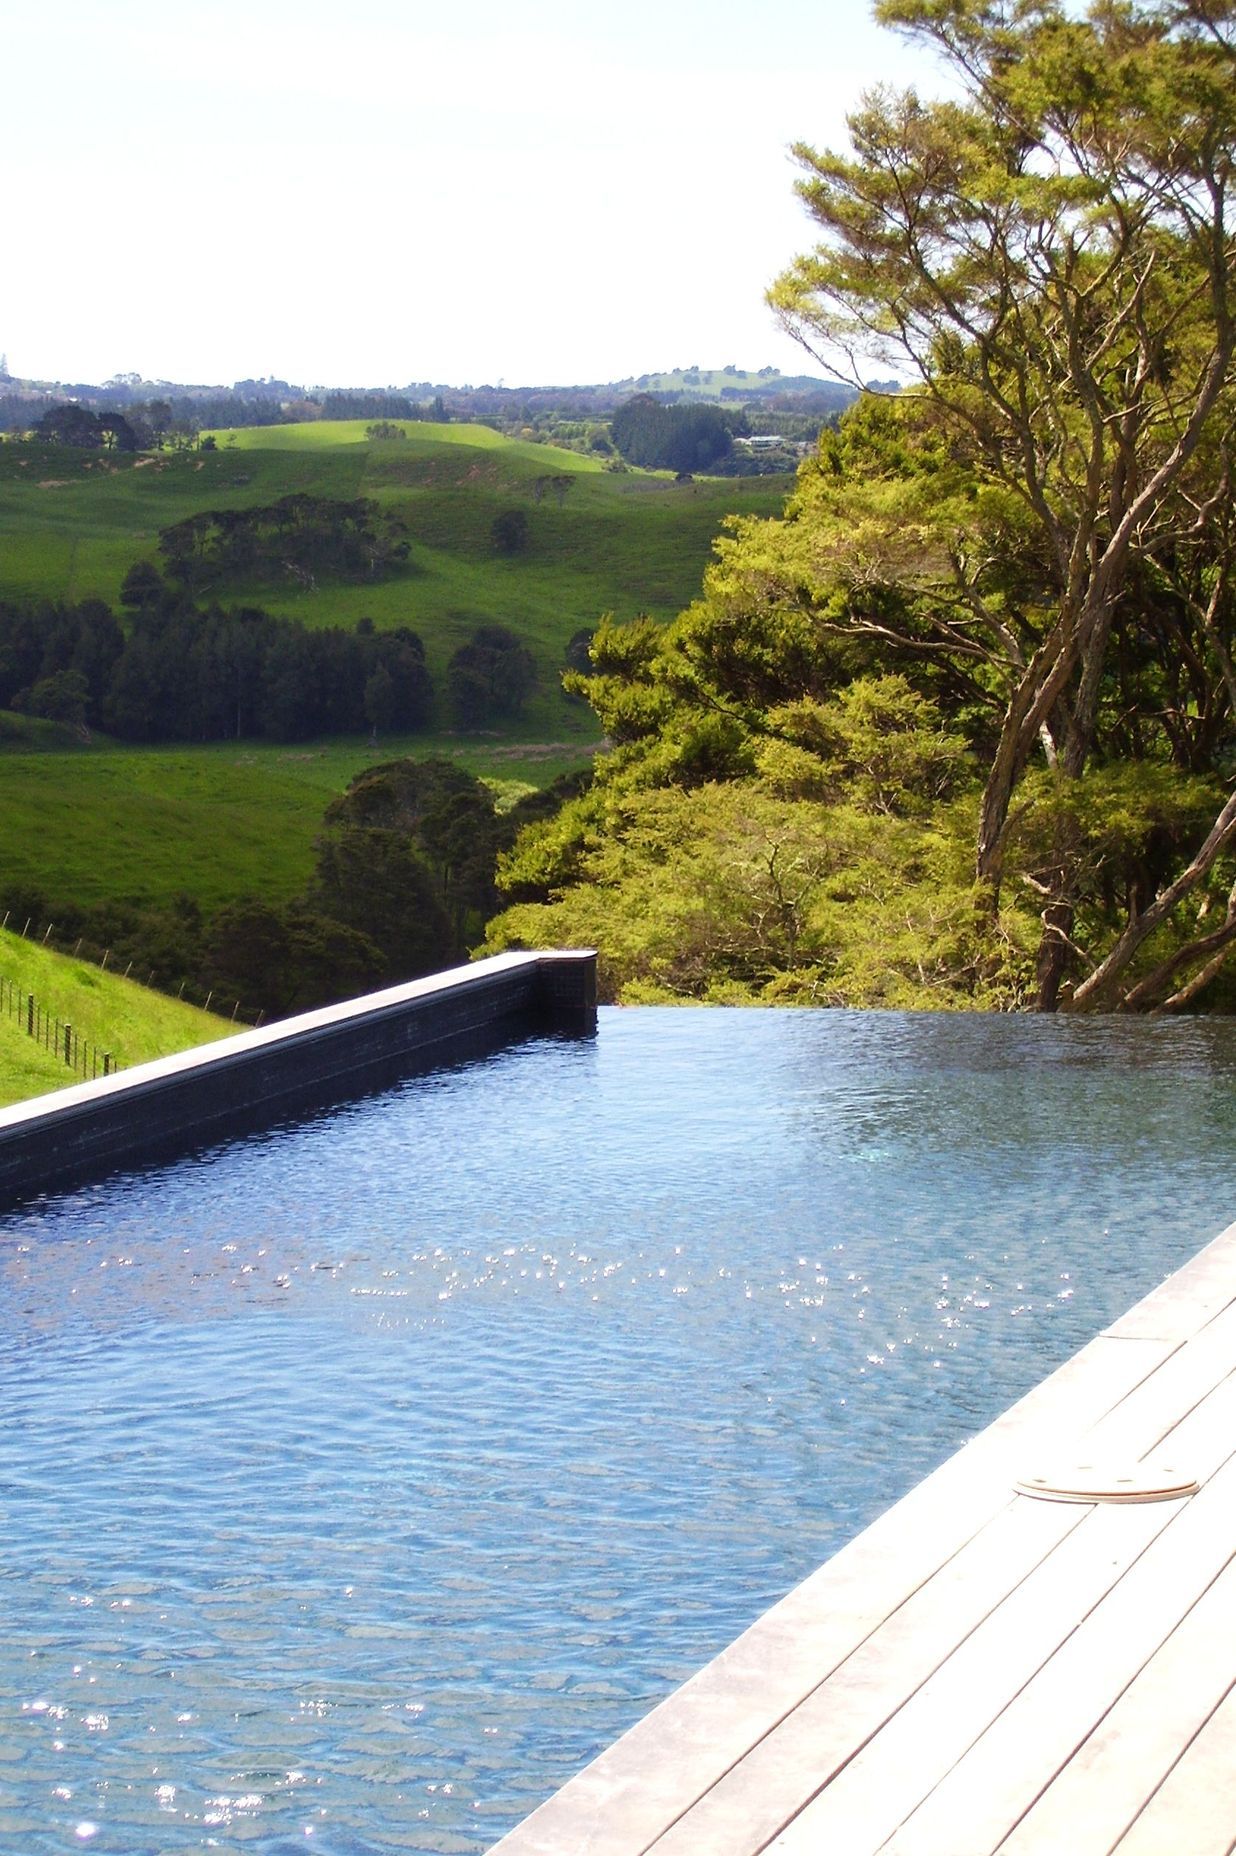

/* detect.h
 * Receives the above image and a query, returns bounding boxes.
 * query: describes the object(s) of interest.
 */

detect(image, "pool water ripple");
[3,1006,1236,1851]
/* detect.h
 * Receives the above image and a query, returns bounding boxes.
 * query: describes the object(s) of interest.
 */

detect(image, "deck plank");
[645,1497,1083,1856]
[1083,1298,1236,1458]
[997,1537,1236,1853]
[876,1392,1236,1853]
[1108,1680,1236,1856]
[765,1500,1178,1855]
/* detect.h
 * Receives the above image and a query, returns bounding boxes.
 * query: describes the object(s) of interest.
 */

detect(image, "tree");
[309,827,455,982]
[17,668,90,731]
[611,395,736,472]
[96,411,137,452]
[447,624,536,726]
[768,0,1236,1009]
[119,560,165,611]
[206,898,385,1015]
[364,663,397,736]
[490,508,529,554]
[34,404,102,447]
[323,756,506,943]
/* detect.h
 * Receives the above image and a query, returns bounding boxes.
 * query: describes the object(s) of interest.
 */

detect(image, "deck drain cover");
[1014,1460,1199,1504]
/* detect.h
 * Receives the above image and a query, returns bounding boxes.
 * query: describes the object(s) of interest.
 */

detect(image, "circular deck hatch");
[1014,1459,1199,1504]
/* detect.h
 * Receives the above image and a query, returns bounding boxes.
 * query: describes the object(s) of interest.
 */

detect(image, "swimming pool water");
[2,1005,1235,1853]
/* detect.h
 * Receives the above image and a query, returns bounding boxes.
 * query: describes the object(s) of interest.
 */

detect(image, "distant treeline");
[0,371,866,438]
[323,391,448,422]
[0,595,433,742]
[0,573,543,742]
[0,392,305,439]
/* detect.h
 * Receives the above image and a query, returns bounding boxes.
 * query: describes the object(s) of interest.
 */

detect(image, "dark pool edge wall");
[0,950,596,1212]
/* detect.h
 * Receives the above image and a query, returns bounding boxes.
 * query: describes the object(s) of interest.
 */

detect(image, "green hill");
[0,418,792,736]
[0,925,232,1107]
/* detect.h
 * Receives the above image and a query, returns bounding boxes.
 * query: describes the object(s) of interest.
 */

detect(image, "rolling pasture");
[0,419,791,735]
[0,421,790,1064]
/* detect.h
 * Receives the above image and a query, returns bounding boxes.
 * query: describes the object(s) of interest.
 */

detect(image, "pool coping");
[0,948,595,1209]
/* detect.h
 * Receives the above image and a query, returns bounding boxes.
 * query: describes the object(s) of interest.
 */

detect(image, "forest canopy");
[486,0,1236,1014]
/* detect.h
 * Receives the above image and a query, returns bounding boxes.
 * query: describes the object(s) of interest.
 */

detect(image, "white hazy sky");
[4,0,934,391]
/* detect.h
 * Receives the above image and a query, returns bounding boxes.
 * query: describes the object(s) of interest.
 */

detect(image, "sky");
[4,0,935,392]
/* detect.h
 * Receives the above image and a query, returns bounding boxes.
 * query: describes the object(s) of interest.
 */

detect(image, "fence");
[0,972,117,1082]
[0,911,263,1030]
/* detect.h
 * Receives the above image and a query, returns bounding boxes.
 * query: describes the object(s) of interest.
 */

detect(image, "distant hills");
[0,363,896,430]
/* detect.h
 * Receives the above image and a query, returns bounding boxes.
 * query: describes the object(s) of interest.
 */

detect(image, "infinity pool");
[3,1006,1236,1854]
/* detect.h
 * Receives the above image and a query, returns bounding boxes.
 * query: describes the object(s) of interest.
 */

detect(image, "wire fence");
[0,911,263,1083]
[0,970,118,1081]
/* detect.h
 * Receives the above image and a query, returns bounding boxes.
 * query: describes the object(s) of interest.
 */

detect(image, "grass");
[0,722,600,914]
[0,925,232,1106]
[0,420,791,736]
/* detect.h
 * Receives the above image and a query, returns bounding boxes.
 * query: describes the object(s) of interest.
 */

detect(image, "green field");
[0,925,231,1105]
[0,720,599,913]
[0,418,791,736]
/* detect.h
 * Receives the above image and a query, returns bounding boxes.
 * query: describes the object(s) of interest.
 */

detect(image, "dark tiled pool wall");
[0,950,596,1211]
[537,949,597,1019]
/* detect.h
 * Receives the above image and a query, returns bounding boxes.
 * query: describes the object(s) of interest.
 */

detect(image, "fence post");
[104,1053,112,1077]
[43,923,54,944]
[101,949,110,970]
[27,994,33,1037]
[64,1024,72,1064]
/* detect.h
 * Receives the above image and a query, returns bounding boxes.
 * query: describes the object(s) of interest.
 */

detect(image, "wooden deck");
[489,1217,1236,1856]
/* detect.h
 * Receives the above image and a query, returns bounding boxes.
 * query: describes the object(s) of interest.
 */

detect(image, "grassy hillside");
[0,925,232,1106]
[0,719,597,915]
[0,419,791,738]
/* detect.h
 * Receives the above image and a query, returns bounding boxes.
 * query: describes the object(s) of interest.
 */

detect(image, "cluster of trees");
[33,405,139,450]
[487,0,1236,1016]
[157,494,411,591]
[3,394,293,442]
[0,595,432,742]
[324,391,420,420]
[45,396,207,451]
[446,624,536,725]
[610,395,743,473]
